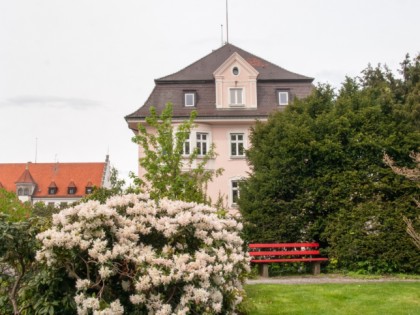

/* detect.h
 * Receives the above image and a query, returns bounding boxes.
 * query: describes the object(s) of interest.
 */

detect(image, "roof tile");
[0,162,106,198]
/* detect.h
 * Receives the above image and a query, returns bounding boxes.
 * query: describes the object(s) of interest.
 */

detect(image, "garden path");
[246,275,420,285]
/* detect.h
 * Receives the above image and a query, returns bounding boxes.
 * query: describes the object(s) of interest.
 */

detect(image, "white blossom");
[36,194,250,314]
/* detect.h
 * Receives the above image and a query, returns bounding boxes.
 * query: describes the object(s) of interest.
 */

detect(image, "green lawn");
[244,282,420,315]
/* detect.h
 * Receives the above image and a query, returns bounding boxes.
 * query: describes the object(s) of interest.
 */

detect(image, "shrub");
[36,194,250,314]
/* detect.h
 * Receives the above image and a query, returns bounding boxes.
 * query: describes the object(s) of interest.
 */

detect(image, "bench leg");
[312,262,321,275]
[259,264,269,277]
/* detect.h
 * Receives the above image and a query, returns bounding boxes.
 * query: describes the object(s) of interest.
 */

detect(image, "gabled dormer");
[85,181,93,194]
[48,181,58,195]
[213,52,259,109]
[15,167,37,201]
[67,181,77,195]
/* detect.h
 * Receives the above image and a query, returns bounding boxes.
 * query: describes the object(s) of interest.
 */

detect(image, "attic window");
[232,66,239,75]
[85,181,93,194]
[278,91,289,105]
[229,88,244,106]
[48,182,57,195]
[184,92,196,107]
[68,181,77,195]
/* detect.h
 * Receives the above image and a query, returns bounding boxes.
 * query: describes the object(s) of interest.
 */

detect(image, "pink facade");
[126,43,314,208]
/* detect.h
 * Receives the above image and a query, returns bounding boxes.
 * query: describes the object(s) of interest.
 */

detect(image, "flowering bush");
[36,194,250,314]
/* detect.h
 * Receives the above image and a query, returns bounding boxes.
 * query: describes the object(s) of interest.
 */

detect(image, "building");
[0,156,111,206]
[125,43,314,207]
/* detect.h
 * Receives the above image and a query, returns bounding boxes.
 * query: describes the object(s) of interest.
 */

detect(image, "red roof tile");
[16,168,36,184]
[0,162,106,198]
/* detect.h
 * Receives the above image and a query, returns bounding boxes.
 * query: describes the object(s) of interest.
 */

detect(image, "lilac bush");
[36,194,250,314]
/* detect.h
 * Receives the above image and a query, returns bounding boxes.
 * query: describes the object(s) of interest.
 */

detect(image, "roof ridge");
[233,45,313,81]
[154,42,313,82]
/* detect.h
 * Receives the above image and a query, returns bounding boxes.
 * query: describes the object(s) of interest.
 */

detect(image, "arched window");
[17,188,23,196]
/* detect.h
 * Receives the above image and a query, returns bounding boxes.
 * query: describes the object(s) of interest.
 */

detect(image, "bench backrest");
[249,242,319,249]
[249,243,321,258]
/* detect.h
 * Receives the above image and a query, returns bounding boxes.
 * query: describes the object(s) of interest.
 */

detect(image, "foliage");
[0,188,31,221]
[131,103,223,204]
[385,152,420,250]
[0,214,44,314]
[81,166,130,204]
[0,189,35,314]
[240,54,420,273]
[245,282,420,315]
[36,194,250,314]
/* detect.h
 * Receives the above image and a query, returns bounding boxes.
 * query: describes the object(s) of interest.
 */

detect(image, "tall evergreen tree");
[240,55,420,272]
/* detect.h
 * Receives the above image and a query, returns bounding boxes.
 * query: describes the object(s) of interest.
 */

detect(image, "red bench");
[249,242,328,277]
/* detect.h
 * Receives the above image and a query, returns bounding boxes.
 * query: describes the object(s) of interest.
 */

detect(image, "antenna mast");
[221,24,224,46]
[226,0,229,43]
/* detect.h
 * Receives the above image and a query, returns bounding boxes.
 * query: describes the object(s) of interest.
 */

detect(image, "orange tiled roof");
[16,168,36,184]
[0,162,106,198]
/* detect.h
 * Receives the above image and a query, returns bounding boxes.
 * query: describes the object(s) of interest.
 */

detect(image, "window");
[17,188,23,196]
[196,133,208,156]
[48,181,57,195]
[278,91,289,105]
[230,88,243,106]
[68,187,76,195]
[23,188,29,195]
[231,180,240,205]
[232,66,239,75]
[182,133,191,155]
[85,187,93,194]
[230,133,245,157]
[184,92,195,107]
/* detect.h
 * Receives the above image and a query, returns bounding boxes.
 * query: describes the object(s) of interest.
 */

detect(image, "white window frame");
[196,132,208,156]
[184,92,195,107]
[229,88,244,106]
[230,133,245,157]
[278,91,289,105]
[182,133,191,156]
[231,180,241,206]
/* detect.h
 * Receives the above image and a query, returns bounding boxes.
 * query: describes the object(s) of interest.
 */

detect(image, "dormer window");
[229,88,244,106]
[278,90,289,105]
[48,181,57,195]
[68,181,77,195]
[85,181,93,194]
[184,92,196,107]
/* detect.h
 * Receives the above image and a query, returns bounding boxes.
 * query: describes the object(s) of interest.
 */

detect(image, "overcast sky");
[1,0,419,183]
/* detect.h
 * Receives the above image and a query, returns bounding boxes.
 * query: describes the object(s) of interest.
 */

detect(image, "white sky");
[1,0,419,183]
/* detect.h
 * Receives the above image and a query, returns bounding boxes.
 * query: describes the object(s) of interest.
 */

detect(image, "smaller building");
[0,156,111,207]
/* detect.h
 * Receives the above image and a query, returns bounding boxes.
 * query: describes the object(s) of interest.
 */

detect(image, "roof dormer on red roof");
[0,162,108,198]
[15,168,36,184]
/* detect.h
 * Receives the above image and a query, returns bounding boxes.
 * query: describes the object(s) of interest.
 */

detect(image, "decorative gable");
[15,168,37,201]
[213,52,259,109]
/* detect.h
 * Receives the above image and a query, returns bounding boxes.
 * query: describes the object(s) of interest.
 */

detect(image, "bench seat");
[249,242,328,277]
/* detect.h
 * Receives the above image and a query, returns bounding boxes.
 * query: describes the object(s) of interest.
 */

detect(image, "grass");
[244,282,420,314]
